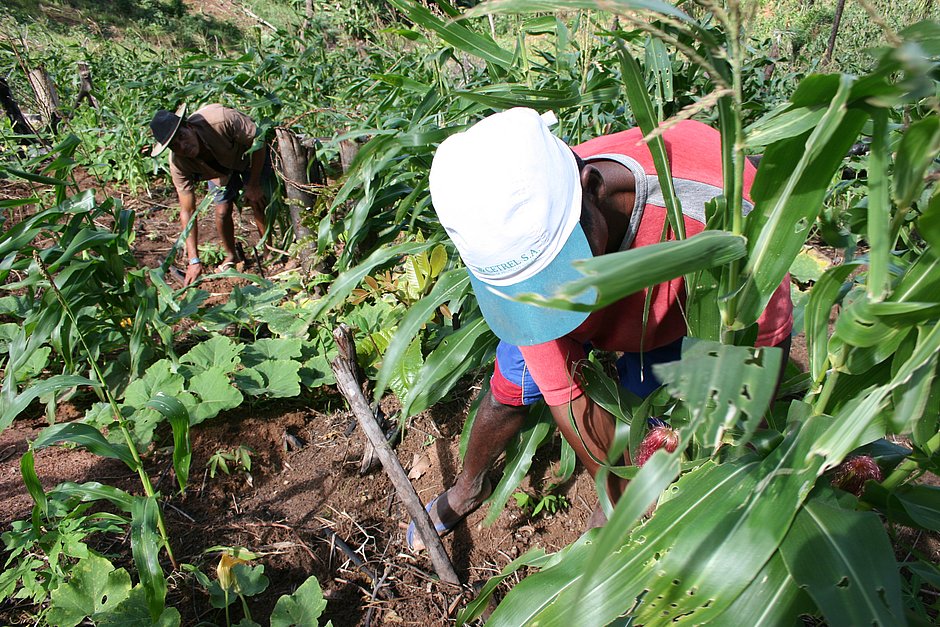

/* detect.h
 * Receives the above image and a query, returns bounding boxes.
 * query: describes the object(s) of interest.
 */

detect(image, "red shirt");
[494,120,793,406]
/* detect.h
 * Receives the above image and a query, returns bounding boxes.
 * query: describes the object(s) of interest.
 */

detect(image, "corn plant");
[435,1,940,625]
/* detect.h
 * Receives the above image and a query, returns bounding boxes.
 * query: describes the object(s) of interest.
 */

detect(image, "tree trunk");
[823,0,846,65]
[26,66,61,132]
[339,138,359,174]
[74,62,100,112]
[274,127,323,272]
[0,77,38,140]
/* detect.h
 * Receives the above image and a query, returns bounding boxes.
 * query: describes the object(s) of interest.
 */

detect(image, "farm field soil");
[0,189,595,626]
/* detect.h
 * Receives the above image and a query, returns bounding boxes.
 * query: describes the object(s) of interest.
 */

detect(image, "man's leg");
[441,390,527,519]
[214,200,240,264]
[409,343,533,549]
[246,197,267,246]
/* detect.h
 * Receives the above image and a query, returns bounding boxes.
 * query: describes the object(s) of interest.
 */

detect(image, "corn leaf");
[893,115,940,210]
[130,495,167,620]
[1,374,100,431]
[389,0,515,70]
[653,338,782,451]
[513,231,746,311]
[706,552,815,626]
[20,450,47,517]
[403,316,497,416]
[779,498,904,626]
[738,76,867,327]
[48,481,135,512]
[146,393,192,494]
[866,110,891,301]
[33,422,137,469]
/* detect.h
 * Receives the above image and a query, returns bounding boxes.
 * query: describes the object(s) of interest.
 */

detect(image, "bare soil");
[0,182,594,626]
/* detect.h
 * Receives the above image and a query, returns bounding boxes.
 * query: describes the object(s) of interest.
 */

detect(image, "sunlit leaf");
[270,575,331,627]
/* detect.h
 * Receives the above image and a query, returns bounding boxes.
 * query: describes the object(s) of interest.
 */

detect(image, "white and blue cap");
[429,108,595,346]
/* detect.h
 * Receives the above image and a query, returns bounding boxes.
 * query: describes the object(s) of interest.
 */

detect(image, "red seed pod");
[831,455,883,497]
[635,420,680,467]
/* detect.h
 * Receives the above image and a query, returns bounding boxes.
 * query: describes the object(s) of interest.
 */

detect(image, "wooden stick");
[330,324,460,585]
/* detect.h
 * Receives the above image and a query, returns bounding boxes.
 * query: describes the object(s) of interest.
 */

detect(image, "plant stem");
[33,252,176,567]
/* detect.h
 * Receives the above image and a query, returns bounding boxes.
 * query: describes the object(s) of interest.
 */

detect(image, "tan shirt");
[169,104,257,193]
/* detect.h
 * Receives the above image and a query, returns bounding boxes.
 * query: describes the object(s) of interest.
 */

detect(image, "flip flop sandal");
[406,494,464,551]
[217,260,238,272]
[406,478,492,551]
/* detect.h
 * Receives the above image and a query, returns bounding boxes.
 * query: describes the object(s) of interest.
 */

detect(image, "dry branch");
[330,324,460,585]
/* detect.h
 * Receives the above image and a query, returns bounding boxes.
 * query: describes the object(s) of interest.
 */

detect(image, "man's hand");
[183,261,203,286]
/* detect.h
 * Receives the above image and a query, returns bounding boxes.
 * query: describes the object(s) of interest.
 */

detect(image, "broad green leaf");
[46,554,132,627]
[235,360,301,398]
[240,338,302,368]
[98,584,181,626]
[130,495,167,620]
[34,422,137,468]
[186,367,243,425]
[374,269,470,400]
[788,246,833,284]
[483,406,553,526]
[515,231,746,311]
[270,575,330,627]
[1,374,100,431]
[653,338,782,451]
[232,563,269,597]
[147,393,192,493]
[779,499,903,626]
[179,335,242,374]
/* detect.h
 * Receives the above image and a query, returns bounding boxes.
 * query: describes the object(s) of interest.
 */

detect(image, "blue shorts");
[493,337,683,405]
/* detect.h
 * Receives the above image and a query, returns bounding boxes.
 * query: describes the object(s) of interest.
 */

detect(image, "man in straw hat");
[150,103,271,285]
[406,107,793,550]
